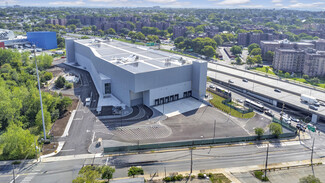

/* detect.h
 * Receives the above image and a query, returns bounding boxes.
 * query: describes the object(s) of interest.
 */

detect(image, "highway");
[207,64,325,121]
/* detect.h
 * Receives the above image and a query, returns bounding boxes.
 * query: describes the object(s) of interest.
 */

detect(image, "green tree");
[213,34,224,46]
[201,45,216,58]
[0,124,36,160]
[101,166,115,182]
[80,36,90,39]
[128,166,144,178]
[310,77,320,84]
[299,175,321,183]
[235,57,242,65]
[255,127,264,139]
[285,72,291,78]
[250,48,261,56]
[230,45,242,55]
[265,51,274,61]
[254,55,263,64]
[269,123,283,138]
[265,67,269,73]
[136,32,145,40]
[55,76,66,88]
[107,28,116,35]
[43,72,53,81]
[35,107,51,133]
[248,43,260,54]
[73,165,100,183]
[68,24,76,32]
[246,56,255,67]
[303,74,309,80]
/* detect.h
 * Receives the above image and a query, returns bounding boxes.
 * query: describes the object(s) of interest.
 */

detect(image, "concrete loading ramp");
[154,97,206,117]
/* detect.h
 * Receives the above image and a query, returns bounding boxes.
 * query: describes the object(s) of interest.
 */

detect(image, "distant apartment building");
[273,48,325,77]
[303,50,325,77]
[261,39,314,60]
[46,18,67,26]
[173,25,187,39]
[237,32,284,47]
[273,49,305,73]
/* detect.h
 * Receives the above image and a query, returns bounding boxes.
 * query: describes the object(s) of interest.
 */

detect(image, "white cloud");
[216,0,250,5]
[290,0,298,3]
[239,4,264,8]
[272,0,282,3]
[145,0,177,3]
[89,0,127,2]
[289,2,325,8]
[49,0,85,6]
[274,3,284,7]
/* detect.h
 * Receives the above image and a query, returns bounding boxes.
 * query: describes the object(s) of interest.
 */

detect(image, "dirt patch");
[42,142,58,155]
[50,98,79,137]
[47,66,65,77]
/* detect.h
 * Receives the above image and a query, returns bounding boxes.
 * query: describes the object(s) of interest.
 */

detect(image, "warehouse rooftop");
[75,39,194,74]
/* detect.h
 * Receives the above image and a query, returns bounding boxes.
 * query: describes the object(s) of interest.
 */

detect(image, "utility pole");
[12,164,16,183]
[264,143,269,180]
[311,138,315,176]
[213,120,216,140]
[280,103,285,126]
[190,148,193,174]
[34,45,47,141]
[34,137,38,162]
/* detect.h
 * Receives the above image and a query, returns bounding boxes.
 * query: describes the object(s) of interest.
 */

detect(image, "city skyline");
[2,0,325,10]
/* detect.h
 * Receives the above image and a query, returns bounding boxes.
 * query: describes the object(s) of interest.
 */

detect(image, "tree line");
[0,49,72,160]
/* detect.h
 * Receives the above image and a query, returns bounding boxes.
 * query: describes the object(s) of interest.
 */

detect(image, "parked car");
[309,105,318,110]
[264,110,274,117]
[290,117,300,122]
[296,124,306,132]
[209,85,215,89]
[242,79,248,82]
[274,88,281,93]
[228,79,234,83]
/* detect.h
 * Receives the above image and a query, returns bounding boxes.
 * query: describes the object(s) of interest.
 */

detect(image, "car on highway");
[209,85,215,89]
[242,79,248,82]
[228,80,234,83]
[236,99,244,103]
[296,124,306,132]
[309,105,318,110]
[274,88,281,93]
[319,101,325,106]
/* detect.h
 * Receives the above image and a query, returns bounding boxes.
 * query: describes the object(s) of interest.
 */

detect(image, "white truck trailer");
[301,94,319,106]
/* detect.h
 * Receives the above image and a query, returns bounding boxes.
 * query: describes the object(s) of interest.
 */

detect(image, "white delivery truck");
[301,94,320,106]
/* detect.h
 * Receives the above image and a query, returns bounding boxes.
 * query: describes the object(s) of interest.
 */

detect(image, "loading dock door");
[170,95,174,101]
[155,99,159,106]
[165,97,169,103]
[160,98,164,104]
[175,94,179,100]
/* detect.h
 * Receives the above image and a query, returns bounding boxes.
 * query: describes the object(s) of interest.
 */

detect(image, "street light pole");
[34,45,47,141]
[311,138,315,176]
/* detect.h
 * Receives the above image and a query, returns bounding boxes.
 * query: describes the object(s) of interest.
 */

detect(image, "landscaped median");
[208,92,255,119]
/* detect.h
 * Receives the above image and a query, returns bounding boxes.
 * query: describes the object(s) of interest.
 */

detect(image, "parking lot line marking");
[92,132,95,143]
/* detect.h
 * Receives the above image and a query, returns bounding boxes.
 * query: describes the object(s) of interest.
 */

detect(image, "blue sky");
[3,0,325,10]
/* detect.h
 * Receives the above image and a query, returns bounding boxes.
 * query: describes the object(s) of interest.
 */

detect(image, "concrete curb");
[40,141,65,160]
[62,109,77,137]
[40,100,79,160]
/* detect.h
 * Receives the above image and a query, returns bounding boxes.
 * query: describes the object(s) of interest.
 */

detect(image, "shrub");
[254,170,269,181]
[198,173,205,179]
[55,76,66,88]
[65,82,73,89]
[163,177,172,182]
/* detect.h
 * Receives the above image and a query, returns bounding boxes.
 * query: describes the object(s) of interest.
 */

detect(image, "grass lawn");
[251,66,325,89]
[159,49,198,59]
[209,92,255,119]
[253,66,276,76]
[209,173,232,183]
[112,38,146,46]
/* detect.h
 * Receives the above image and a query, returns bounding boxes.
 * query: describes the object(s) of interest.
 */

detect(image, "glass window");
[104,83,111,94]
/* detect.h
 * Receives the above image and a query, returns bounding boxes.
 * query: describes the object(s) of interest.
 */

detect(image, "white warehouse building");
[66,39,207,109]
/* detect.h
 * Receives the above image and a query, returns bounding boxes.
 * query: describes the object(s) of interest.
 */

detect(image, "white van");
[85,98,91,107]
